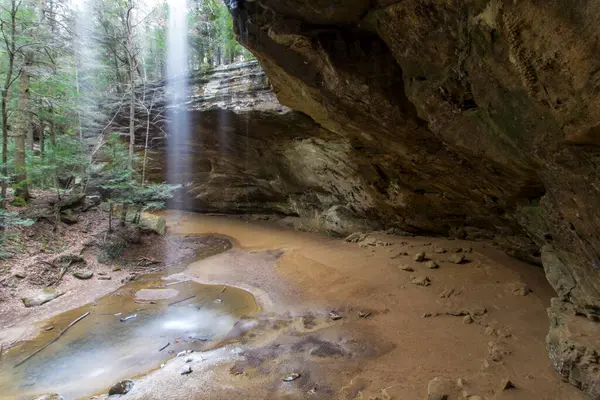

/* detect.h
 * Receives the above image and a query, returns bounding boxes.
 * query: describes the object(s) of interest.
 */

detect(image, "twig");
[14,312,90,368]
[168,295,196,307]
[159,342,170,352]
[165,280,190,287]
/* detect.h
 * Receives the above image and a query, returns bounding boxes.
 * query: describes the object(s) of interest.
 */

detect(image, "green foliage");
[0,201,34,259]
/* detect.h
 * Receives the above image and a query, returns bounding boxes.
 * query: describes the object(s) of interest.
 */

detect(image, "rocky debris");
[180,364,193,375]
[72,270,93,280]
[449,254,466,264]
[510,282,531,296]
[345,232,367,243]
[500,378,516,391]
[487,341,510,363]
[433,247,447,254]
[399,264,414,272]
[329,311,342,320]
[108,380,134,395]
[283,372,301,382]
[230,364,245,376]
[59,209,78,225]
[426,260,439,269]
[98,276,112,280]
[391,252,409,259]
[411,276,431,287]
[22,288,62,307]
[547,299,600,399]
[13,272,26,279]
[469,308,487,317]
[31,394,64,400]
[439,288,458,298]
[414,252,426,262]
[358,311,372,319]
[82,195,101,211]
[463,315,473,324]
[426,377,453,400]
[177,350,194,357]
[385,228,415,237]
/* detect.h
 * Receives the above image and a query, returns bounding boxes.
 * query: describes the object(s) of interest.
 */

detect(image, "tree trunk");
[15,51,33,201]
[120,203,128,226]
[40,120,45,158]
[1,0,17,207]
[49,106,55,145]
[108,202,113,232]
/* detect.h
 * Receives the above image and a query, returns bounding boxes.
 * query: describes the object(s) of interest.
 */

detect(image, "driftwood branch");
[14,312,90,368]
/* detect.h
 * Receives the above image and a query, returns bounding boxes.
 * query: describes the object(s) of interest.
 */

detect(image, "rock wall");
[222,0,600,397]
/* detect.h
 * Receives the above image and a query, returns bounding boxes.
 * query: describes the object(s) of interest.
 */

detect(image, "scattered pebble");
[73,271,93,280]
[98,276,112,281]
[463,315,473,324]
[433,247,447,254]
[511,282,531,296]
[358,311,371,319]
[414,252,426,262]
[329,311,342,320]
[449,254,466,264]
[113,266,122,271]
[391,252,409,259]
[500,378,516,390]
[283,372,301,382]
[426,260,439,269]
[411,276,431,287]
[399,264,414,272]
[180,365,192,375]
[439,289,455,298]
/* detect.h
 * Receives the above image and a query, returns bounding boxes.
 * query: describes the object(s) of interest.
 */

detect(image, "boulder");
[108,379,134,395]
[22,288,62,308]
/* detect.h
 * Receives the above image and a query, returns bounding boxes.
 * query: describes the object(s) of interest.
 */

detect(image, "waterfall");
[166,0,191,209]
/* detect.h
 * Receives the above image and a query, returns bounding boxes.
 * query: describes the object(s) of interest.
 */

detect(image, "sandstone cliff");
[221,1,600,397]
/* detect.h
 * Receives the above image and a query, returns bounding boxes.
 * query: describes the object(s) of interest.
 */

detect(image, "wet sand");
[122,211,583,400]
[0,211,584,399]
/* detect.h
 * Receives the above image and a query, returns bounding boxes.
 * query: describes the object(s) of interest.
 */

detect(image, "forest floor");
[0,191,217,346]
[0,207,586,400]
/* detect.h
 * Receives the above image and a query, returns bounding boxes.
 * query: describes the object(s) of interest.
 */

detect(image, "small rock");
[60,209,78,225]
[399,264,414,272]
[411,276,431,287]
[72,270,93,280]
[22,288,62,308]
[433,247,447,254]
[160,363,166,368]
[230,365,245,375]
[449,254,466,264]
[391,252,409,259]
[484,327,496,336]
[463,315,473,324]
[500,378,516,390]
[439,288,455,298]
[427,377,450,400]
[98,276,112,280]
[113,266,122,271]
[511,282,531,296]
[345,232,366,243]
[487,341,509,362]
[426,260,439,269]
[283,372,301,382]
[358,311,371,319]
[14,272,26,279]
[180,364,192,375]
[414,252,426,262]
[108,380,134,395]
[469,307,487,316]
[329,311,342,320]
[186,358,193,363]
[98,272,107,276]
[43,325,55,331]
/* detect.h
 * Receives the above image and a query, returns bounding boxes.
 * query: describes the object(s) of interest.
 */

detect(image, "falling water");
[166,0,191,209]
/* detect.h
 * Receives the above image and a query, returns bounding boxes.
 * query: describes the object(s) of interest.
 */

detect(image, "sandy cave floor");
[116,211,583,400]
[0,210,586,400]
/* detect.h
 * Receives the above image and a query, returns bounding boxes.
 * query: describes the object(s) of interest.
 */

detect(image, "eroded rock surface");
[220,1,600,396]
